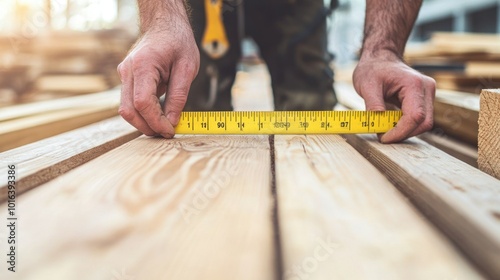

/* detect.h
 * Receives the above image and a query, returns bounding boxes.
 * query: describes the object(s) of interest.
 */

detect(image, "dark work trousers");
[184,0,337,111]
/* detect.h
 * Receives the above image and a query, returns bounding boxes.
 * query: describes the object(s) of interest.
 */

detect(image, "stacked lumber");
[0,36,38,100]
[32,30,134,95]
[405,32,500,93]
[0,64,499,280]
[0,29,135,105]
[0,89,121,152]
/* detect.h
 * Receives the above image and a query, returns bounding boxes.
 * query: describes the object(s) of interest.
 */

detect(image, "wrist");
[139,0,190,34]
[359,46,402,62]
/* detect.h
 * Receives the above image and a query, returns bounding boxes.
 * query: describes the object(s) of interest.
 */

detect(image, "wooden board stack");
[0,64,499,279]
[405,32,500,94]
[0,89,121,152]
[0,29,135,105]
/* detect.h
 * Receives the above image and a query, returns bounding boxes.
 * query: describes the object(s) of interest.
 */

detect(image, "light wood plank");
[275,135,482,280]
[0,100,120,152]
[466,61,500,77]
[430,32,500,55]
[231,64,274,111]
[0,135,274,280]
[34,75,109,94]
[434,89,479,145]
[0,116,140,202]
[418,132,478,167]
[0,89,119,122]
[344,134,500,279]
[334,82,365,110]
[479,89,500,179]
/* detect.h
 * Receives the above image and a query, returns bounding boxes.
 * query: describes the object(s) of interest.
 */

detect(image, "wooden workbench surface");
[0,64,499,280]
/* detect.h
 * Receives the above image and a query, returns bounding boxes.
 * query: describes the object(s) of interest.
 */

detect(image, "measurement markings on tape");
[175,111,402,135]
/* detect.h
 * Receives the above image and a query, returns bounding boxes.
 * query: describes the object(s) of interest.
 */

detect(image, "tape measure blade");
[175,111,402,135]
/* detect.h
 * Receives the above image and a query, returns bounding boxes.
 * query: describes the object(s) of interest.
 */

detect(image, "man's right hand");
[117,7,200,138]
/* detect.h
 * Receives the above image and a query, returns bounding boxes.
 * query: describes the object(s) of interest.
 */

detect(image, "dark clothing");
[185,0,337,111]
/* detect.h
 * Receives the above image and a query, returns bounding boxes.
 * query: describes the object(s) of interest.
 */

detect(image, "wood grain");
[479,89,500,179]
[433,89,479,145]
[0,116,140,202]
[418,132,478,167]
[0,106,118,152]
[0,135,274,280]
[0,89,120,122]
[0,97,120,152]
[275,135,482,279]
[344,134,500,279]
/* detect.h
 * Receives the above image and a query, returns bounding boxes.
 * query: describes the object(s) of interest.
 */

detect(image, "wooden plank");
[0,96,120,152]
[434,89,479,145]
[0,89,119,122]
[0,106,119,152]
[0,135,274,279]
[275,135,483,279]
[418,132,478,167]
[479,89,500,179]
[333,82,365,110]
[344,134,500,279]
[466,61,500,77]
[34,74,109,94]
[431,32,500,55]
[231,64,274,111]
[0,116,140,202]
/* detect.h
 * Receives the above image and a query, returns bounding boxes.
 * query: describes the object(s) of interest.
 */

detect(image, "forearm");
[137,0,190,34]
[361,0,423,59]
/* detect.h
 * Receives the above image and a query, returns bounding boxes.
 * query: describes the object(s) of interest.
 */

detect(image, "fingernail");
[167,113,179,126]
[379,135,390,144]
[162,133,174,139]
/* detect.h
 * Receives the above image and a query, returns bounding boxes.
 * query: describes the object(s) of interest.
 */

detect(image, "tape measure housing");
[175,111,402,134]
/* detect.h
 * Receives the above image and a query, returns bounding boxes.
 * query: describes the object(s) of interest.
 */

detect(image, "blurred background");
[1,0,500,106]
[1,0,497,161]
[0,0,499,106]
[0,0,138,106]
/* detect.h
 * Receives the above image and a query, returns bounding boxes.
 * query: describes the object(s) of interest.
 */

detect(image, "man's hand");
[355,0,435,143]
[118,0,199,138]
[353,52,435,143]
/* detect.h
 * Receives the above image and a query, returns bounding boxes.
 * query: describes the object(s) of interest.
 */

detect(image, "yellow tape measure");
[175,111,402,134]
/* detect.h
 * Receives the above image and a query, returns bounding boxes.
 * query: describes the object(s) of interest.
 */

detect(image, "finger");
[133,67,174,138]
[407,79,435,138]
[358,83,387,141]
[157,83,167,97]
[164,62,196,126]
[117,62,156,136]
[359,84,387,112]
[380,86,426,143]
